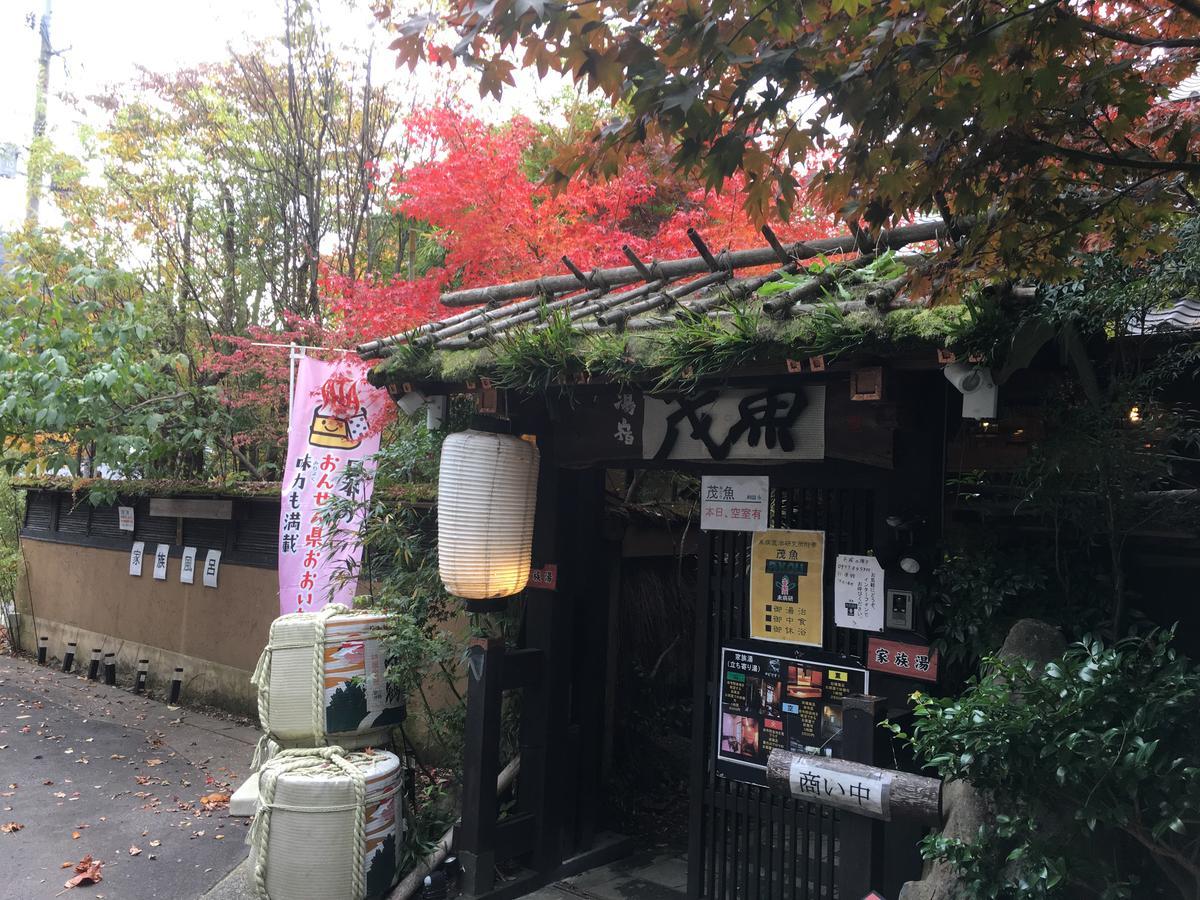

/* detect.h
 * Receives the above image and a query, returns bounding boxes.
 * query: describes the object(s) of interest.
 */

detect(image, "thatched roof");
[360,220,983,390]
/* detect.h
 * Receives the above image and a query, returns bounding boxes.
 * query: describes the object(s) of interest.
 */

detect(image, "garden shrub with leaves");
[898,630,1200,898]
[0,474,24,649]
[926,545,1050,672]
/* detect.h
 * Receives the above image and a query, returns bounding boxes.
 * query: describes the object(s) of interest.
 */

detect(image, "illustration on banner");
[309,373,372,450]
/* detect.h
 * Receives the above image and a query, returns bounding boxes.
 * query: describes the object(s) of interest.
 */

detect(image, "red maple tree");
[206,104,842,460]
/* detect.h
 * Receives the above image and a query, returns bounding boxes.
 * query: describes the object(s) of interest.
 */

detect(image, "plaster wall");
[14,537,276,715]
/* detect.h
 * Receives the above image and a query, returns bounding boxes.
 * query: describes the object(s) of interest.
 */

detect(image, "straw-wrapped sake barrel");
[251,749,403,900]
[254,607,406,750]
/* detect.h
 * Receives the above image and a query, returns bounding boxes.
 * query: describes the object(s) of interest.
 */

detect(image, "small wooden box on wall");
[850,366,885,402]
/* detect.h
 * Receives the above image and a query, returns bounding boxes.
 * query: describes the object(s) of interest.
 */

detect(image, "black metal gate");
[687,482,883,899]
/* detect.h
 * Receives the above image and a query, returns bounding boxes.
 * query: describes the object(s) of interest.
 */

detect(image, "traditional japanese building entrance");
[687,477,887,900]
[360,221,957,900]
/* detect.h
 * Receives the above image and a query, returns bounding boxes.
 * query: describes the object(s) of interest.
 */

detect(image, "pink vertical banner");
[278,356,392,615]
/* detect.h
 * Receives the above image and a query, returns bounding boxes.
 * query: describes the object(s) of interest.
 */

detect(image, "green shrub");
[896,629,1200,898]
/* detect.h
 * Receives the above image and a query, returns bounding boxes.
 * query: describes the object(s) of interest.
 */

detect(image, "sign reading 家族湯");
[559,386,826,463]
[716,642,868,784]
[785,755,888,819]
[749,529,825,646]
[278,357,391,615]
[528,563,558,591]
[700,475,769,531]
[867,637,939,682]
[129,541,145,576]
[834,554,885,632]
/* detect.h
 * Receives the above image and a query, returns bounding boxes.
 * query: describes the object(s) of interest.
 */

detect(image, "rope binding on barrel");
[250,745,369,900]
[250,603,351,770]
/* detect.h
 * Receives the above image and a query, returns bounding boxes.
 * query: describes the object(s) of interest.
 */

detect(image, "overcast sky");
[0,0,564,232]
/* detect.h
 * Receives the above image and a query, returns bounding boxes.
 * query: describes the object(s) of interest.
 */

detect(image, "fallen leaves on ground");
[144,759,163,767]
[71,831,81,840]
[128,845,141,856]
[1,822,23,833]
[199,792,229,810]
[63,855,103,889]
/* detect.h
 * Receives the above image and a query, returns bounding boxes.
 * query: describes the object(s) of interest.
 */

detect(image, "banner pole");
[288,342,297,408]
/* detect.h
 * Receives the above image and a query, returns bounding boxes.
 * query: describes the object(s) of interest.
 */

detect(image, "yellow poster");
[749,529,825,646]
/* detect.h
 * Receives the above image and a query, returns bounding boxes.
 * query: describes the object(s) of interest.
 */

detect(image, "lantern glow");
[437,429,540,602]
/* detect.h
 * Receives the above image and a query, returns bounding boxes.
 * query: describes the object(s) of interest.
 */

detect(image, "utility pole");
[25,0,53,229]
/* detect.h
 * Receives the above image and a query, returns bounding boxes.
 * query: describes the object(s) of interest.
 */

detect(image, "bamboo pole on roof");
[436,220,948,307]
[433,286,601,348]
[760,255,879,314]
[676,260,803,317]
[356,301,505,357]
[597,270,731,326]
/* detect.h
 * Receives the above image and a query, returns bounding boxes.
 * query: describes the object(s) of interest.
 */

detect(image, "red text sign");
[528,563,558,591]
[866,638,938,682]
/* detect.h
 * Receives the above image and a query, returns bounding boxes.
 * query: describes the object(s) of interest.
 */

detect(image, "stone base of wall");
[12,613,258,719]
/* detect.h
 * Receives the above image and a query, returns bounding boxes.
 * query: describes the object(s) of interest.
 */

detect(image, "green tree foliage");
[898,630,1200,898]
[0,473,22,647]
[381,0,1200,285]
[58,2,402,331]
[0,241,224,476]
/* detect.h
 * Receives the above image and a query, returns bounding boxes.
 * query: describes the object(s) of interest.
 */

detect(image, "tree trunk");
[25,0,52,229]
[220,183,238,334]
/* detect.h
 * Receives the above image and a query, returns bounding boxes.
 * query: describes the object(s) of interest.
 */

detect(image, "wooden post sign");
[765,749,942,825]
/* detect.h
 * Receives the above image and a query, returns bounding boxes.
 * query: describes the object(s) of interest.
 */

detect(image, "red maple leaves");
[207,103,842,453]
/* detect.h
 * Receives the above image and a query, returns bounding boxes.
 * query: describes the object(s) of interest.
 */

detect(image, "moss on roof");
[12,476,438,506]
[368,303,975,392]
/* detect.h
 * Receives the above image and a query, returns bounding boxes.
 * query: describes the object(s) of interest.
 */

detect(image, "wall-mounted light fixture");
[943,363,998,419]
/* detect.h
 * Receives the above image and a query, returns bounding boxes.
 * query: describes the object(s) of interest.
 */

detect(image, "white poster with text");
[701,475,769,531]
[834,554,885,632]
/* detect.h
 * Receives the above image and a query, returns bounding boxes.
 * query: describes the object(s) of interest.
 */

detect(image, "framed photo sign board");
[749,529,825,646]
[716,641,868,785]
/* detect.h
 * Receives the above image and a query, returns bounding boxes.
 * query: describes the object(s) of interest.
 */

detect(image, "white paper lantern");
[438,429,539,600]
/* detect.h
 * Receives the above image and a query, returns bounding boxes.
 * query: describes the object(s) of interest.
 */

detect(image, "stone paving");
[523,850,688,900]
[0,653,257,899]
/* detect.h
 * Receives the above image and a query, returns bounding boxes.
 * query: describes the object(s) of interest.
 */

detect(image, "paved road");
[0,654,257,900]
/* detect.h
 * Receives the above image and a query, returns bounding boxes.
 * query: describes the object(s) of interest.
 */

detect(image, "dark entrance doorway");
[687,477,889,899]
